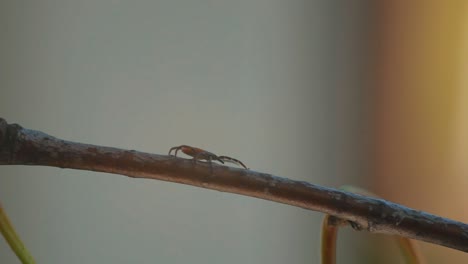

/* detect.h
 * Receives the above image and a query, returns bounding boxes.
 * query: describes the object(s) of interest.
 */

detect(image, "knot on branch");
[0,118,7,145]
[0,118,23,154]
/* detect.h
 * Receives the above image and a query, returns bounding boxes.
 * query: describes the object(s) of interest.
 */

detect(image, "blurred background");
[0,1,467,263]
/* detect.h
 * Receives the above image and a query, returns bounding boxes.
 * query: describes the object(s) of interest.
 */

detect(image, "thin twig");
[0,118,467,252]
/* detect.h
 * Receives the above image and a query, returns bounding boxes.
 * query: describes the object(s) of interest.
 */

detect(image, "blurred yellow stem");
[0,201,36,264]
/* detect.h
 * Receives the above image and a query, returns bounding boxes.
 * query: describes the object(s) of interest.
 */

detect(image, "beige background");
[0,1,373,263]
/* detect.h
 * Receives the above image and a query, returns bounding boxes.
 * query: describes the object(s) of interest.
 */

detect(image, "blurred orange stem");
[321,210,425,264]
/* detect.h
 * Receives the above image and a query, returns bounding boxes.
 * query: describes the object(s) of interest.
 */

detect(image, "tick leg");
[169,145,195,157]
[168,146,182,156]
[218,156,248,169]
[215,156,224,164]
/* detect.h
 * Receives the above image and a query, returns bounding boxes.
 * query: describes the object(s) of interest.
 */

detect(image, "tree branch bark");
[0,118,467,252]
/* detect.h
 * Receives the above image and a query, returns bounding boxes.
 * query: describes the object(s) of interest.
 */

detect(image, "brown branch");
[0,118,467,252]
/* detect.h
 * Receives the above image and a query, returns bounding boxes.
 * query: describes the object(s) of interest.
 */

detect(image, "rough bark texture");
[0,118,467,252]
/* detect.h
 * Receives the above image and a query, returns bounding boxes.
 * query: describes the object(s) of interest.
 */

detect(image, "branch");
[0,118,467,252]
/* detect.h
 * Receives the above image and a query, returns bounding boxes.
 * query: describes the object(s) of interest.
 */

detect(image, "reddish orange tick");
[168,145,248,169]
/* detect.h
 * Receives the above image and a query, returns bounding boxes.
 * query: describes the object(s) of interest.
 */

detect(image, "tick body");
[168,145,248,169]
